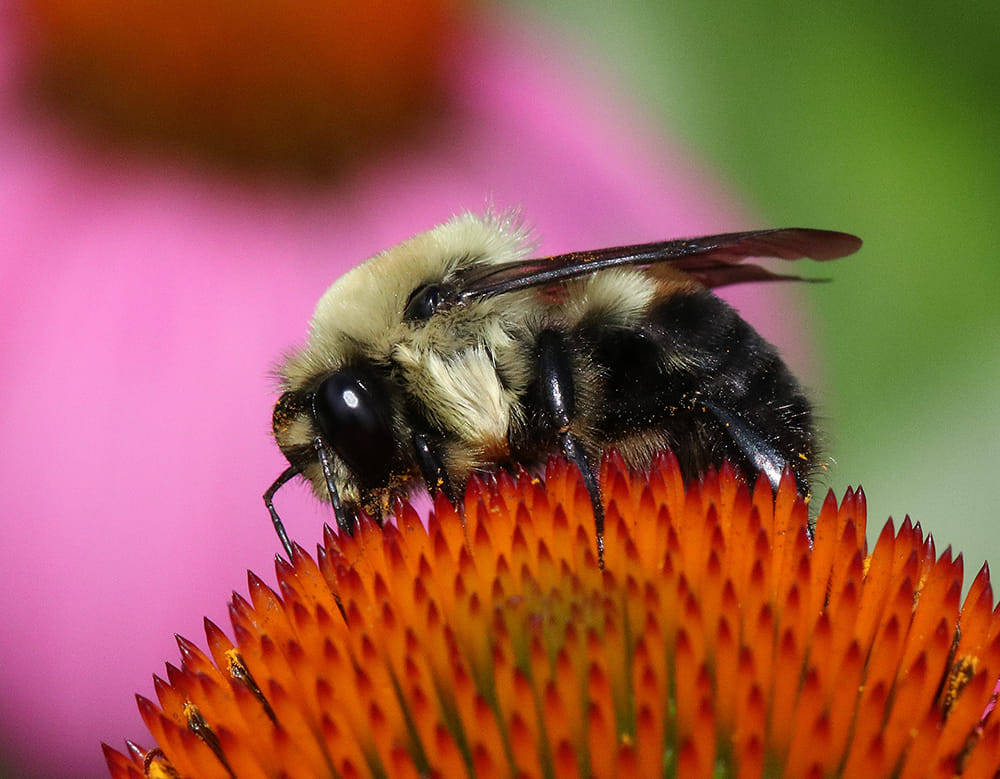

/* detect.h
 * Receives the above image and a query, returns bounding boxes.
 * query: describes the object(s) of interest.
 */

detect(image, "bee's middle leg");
[537,329,605,565]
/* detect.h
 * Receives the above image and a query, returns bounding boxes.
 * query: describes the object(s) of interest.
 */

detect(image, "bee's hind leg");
[537,330,605,567]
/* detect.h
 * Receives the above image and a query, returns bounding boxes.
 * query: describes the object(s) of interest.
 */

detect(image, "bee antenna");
[312,437,355,537]
[264,465,301,559]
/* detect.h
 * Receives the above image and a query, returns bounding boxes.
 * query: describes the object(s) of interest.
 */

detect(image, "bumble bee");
[266,212,861,562]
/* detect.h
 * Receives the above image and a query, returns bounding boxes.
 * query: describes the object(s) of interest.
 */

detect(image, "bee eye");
[403,283,454,322]
[313,368,395,485]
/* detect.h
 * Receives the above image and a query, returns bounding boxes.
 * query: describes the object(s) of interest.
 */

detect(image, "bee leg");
[559,430,605,565]
[700,400,787,492]
[413,432,456,502]
[264,465,300,559]
[537,330,605,567]
[313,436,356,537]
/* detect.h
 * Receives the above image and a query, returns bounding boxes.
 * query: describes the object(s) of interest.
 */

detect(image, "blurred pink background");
[0,7,805,777]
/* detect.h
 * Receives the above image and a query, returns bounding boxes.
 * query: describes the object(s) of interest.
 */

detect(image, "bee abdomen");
[579,289,818,494]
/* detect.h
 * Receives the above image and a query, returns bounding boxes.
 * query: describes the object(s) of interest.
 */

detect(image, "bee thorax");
[393,343,515,458]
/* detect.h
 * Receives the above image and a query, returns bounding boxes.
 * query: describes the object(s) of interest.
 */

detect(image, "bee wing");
[456,228,861,299]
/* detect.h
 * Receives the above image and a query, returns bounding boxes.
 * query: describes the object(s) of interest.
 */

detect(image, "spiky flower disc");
[104,452,1000,777]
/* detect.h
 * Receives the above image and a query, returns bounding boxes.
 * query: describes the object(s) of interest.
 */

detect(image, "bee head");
[271,213,533,493]
[272,361,401,500]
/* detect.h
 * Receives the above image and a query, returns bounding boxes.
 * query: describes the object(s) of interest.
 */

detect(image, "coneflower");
[105,451,1000,777]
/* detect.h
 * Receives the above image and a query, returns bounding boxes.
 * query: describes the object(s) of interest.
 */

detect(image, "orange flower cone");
[104,452,1000,777]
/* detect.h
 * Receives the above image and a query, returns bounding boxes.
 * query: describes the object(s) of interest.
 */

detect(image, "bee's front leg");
[264,464,300,559]
[313,436,356,537]
[412,431,456,503]
[537,329,605,566]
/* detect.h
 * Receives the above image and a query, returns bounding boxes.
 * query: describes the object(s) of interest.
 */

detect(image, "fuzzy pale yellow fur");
[276,212,686,507]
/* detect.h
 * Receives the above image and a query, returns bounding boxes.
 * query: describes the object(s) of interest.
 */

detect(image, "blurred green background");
[516,0,1000,565]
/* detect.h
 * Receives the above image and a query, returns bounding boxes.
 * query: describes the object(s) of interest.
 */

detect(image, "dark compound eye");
[403,282,455,322]
[313,367,395,486]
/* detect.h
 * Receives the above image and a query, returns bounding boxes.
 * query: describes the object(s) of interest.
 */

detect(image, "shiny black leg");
[313,437,356,537]
[413,432,454,500]
[558,428,605,564]
[537,330,605,566]
[264,465,299,559]
[701,400,786,491]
